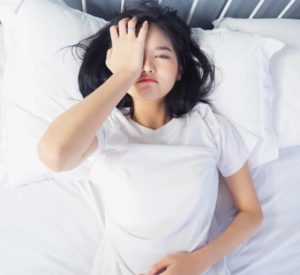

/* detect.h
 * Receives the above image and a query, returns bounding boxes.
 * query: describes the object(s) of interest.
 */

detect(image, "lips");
[137,77,158,83]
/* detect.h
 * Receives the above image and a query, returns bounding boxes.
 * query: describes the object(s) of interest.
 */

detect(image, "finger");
[147,267,168,275]
[156,269,171,275]
[137,20,149,42]
[106,48,112,60]
[147,260,169,275]
[127,16,137,37]
[109,25,118,46]
[118,17,130,37]
[155,267,168,274]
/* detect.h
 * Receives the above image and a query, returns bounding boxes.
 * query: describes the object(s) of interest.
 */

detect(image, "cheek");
[161,66,179,85]
[165,60,179,77]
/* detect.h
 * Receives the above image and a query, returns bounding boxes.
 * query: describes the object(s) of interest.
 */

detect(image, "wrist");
[106,71,139,95]
[114,70,140,83]
[191,246,215,272]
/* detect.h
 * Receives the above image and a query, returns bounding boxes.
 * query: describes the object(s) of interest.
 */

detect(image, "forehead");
[144,24,174,50]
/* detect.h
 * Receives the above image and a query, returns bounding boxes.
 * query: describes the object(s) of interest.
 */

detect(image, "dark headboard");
[63,0,300,29]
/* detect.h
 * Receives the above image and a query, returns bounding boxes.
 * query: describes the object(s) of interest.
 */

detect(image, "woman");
[38,1,263,274]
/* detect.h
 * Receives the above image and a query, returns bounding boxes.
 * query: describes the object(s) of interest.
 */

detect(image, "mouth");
[137,79,158,84]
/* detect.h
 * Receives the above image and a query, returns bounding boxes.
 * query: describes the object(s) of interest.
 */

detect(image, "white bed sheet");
[0,23,5,146]
[215,145,300,274]
[0,146,300,274]
[0,178,103,275]
[0,23,7,184]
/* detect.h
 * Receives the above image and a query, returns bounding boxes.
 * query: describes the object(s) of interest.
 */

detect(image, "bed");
[0,0,300,274]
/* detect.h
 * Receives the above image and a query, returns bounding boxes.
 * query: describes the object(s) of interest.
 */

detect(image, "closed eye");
[155,55,170,59]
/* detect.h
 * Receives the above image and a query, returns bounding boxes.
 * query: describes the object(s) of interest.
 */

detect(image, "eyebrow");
[154,46,173,52]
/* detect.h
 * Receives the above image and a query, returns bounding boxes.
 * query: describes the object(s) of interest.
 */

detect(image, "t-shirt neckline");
[127,116,177,135]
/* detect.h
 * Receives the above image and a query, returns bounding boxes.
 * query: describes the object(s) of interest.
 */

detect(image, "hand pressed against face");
[127,23,182,103]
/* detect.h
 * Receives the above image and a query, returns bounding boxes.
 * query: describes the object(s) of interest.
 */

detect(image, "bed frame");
[63,0,300,29]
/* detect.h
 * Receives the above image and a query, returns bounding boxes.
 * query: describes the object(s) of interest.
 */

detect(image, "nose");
[142,54,155,74]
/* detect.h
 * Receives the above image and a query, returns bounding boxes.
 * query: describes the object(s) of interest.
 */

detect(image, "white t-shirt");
[89,102,249,177]
[88,102,249,275]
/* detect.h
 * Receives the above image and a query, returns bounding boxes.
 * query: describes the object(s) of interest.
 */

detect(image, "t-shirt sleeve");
[86,106,124,163]
[64,97,108,164]
[87,127,106,163]
[215,114,250,177]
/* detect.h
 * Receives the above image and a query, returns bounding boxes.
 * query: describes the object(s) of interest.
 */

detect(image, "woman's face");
[127,23,182,102]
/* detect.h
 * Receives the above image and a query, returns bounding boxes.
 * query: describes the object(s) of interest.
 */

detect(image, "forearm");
[192,210,263,271]
[38,71,136,167]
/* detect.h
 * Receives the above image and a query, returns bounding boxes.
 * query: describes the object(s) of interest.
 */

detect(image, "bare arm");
[38,17,149,171]
[37,72,137,171]
[191,162,264,271]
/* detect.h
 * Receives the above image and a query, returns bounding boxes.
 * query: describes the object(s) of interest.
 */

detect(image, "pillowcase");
[0,0,24,146]
[0,23,8,185]
[192,28,284,169]
[212,18,300,149]
[0,23,5,146]
[0,0,24,18]
[0,0,283,188]
[0,0,107,188]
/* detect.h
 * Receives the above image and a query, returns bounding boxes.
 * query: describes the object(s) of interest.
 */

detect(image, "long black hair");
[66,0,215,118]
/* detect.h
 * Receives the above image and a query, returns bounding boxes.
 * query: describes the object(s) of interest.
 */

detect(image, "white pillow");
[0,23,8,185]
[0,0,283,187]
[0,23,5,145]
[192,28,284,169]
[0,0,24,18]
[0,0,107,188]
[0,0,24,146]
[213,18,300,149]
[0,24,4,77]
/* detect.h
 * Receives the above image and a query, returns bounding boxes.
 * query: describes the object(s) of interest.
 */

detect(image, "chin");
[130,91,165,101]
